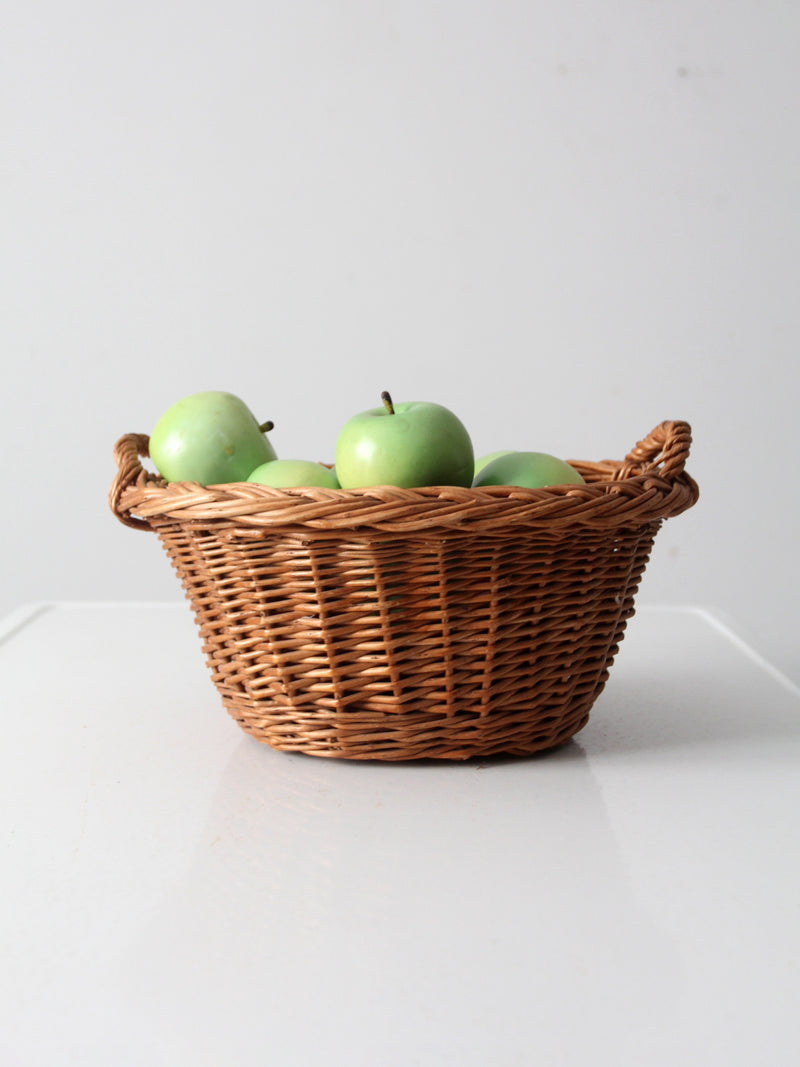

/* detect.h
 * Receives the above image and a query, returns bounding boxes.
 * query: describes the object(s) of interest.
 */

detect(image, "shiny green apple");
[334,392,474,489]
[473,449,514,478]
[247,459,340,489]
[149,391,277,485]
[472,451,585,488]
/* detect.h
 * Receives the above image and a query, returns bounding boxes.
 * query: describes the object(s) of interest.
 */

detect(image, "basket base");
[216,690,593,761]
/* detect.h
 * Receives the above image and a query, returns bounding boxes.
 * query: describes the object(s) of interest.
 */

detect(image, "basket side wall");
[153,521,659,759]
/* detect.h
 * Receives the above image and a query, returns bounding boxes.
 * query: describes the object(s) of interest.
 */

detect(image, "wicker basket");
[110,420,698,760]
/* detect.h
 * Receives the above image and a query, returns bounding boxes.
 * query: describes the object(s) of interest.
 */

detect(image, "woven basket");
[110,420,698,760]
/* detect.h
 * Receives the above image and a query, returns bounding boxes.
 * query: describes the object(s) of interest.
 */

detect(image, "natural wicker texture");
[110,420,698,760]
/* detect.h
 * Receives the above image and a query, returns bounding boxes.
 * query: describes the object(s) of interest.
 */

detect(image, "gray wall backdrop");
[3,1,798,681]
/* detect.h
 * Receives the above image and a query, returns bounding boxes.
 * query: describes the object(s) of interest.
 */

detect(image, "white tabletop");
[2,602,799,1066]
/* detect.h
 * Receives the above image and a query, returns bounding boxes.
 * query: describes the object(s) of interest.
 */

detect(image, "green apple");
[149,391,277,485]
[474,449,514,478]
[247,459,340,489]
[334,392,474,489]
[472,451,585,489]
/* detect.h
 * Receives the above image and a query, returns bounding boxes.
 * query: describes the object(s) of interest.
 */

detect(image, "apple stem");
[259,420,274,434]
[381,391,395,415]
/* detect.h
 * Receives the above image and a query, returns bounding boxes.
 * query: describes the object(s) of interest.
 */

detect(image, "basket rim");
[110,420,699,534]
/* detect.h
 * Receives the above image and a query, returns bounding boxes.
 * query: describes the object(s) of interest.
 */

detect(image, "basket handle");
[109,433,156,530]
[617,420,692,482]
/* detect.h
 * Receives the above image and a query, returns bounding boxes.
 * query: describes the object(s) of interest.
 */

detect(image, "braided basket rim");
[110,420,699,534]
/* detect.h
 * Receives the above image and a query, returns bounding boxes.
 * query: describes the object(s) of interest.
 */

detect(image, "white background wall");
[3,1,798,680]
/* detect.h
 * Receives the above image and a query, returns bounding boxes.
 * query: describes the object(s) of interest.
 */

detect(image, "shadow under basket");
[110,420,699,760]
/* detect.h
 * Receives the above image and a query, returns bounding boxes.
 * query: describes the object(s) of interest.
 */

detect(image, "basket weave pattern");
[110,421,698,760]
